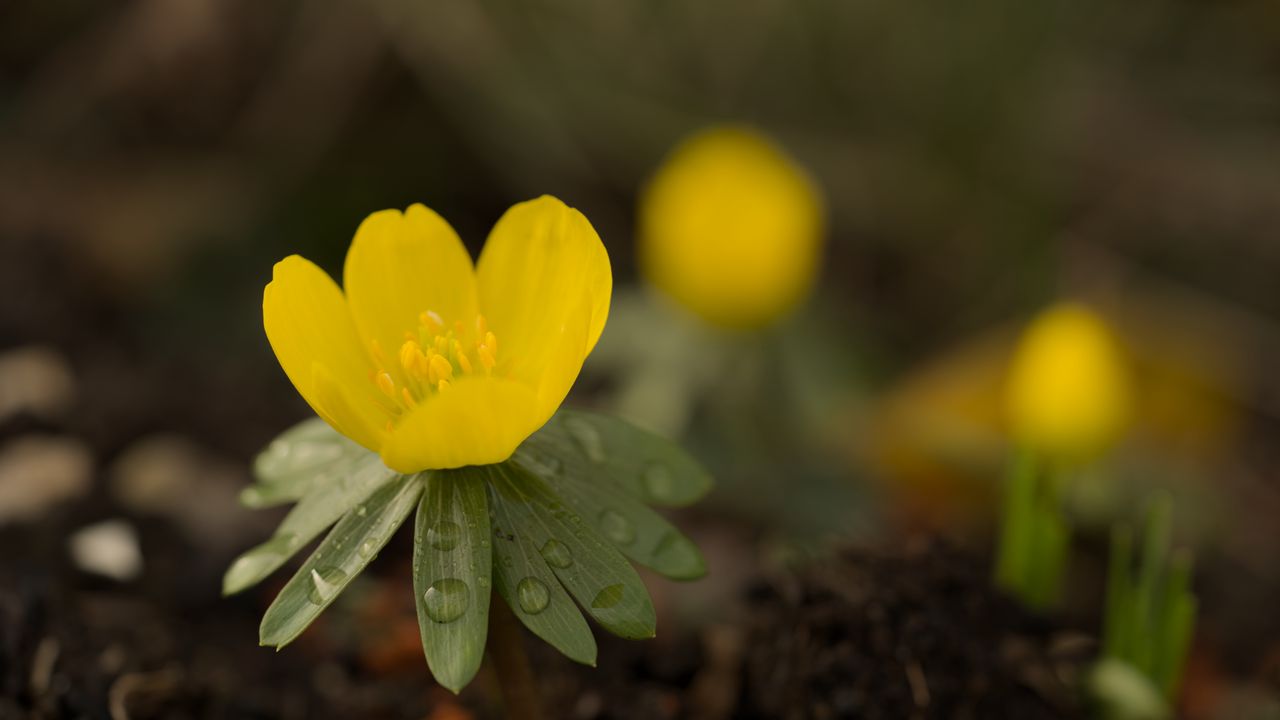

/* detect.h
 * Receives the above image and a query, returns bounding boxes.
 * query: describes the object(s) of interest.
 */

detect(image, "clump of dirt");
[736,539,1091,719]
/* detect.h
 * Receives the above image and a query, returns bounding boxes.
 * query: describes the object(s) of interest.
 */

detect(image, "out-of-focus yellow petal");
[380,378,542,471]
[344,205,478,386]
[263,256,386,450]
[639,126,824,330]
[1005,303,1133,460]
[476,195,611,390]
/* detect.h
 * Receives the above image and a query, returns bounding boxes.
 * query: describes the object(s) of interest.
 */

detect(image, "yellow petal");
[344,204,478,386]
[263,256,386,450]
[476,195,611,391]
[379,378,542,472]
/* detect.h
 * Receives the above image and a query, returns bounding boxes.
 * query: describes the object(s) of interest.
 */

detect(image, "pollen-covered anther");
[429,354,454,385]
[375,372,396,398]
[477,342,496,371]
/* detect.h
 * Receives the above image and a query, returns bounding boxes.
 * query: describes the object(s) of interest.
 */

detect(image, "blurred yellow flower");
[1004,303,1133,460]
[638,126,824,330]
[263,196,611,472]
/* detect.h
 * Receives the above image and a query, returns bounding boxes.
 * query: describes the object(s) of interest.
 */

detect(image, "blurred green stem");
[487,598,543,720]
[994,450,1070,609]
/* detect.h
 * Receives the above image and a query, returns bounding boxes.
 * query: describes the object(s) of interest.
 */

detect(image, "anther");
[477,344,496,370]
[484,331,498,353]
[401,387,417,408]
[375,372,396,398]
[429,354,454,384]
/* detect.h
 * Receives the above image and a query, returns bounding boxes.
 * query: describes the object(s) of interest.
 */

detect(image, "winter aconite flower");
[638,126,824,330]
[1004,303,1132,461]
[263,196,611,472]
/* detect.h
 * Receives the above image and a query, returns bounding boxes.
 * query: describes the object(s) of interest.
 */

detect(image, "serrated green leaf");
[515,448,705,580]
[523,409,712,507]
[486,462,656,640]
[241,418,366,508]
[258,473,422,648]
[414,469,493,693]
[487,477,597,666]
[223,452,399,595]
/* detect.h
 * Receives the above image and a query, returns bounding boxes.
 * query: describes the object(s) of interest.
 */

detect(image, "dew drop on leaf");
[642,462,675,501]
[357,541,375,559]
[598,510,636,546]
[426,521,462,551]
[590,583,624,609]
[423,578,470,623]
[307,566,347,605]
[516,577,550,614]
[653,532,701,572]
[539,539,573,569]
[355,505,367,517]
[564,417,605,463]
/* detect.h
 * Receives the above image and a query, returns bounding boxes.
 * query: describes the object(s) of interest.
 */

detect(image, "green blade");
[523,409,712,507]
[413,469,493,694]
[223,452,399,595]
[487,462,657,640]
[515,448,706,580]
[243,418,366,507]
[488,477,598,666]
[258,473,422,648]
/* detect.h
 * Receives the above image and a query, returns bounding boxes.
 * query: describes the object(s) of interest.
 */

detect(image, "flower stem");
[487,597,543,720]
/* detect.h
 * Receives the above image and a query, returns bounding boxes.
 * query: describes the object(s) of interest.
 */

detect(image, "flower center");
[368,310,499,431]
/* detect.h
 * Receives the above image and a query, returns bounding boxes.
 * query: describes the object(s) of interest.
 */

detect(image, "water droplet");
[598,510,635,545]
[265,532,298,554]
[516,577,550,614]
[357,541,375,559]
[477,575,490,589]
[642,462,675,501]
[307,566,348,605]
[526,454,564,476]
[564,417,605,463]
[653,532,703,575]
[540,539,573,569]
[422,578,470,623]
[427,521,461,551]
[591,583,624,609]
[355,505,368,517]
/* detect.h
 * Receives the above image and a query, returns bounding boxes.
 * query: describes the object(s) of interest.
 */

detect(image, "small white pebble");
[69,519,143,581]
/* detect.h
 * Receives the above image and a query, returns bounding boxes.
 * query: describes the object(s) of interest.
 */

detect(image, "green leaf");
[258,473,422,648]
[515,448,705,580]
[241,418,366,508]
[523,409,712,507]
[413,469,493,694]
[223,452,399,595]
[487,475,597,666]
[486,462,656,640]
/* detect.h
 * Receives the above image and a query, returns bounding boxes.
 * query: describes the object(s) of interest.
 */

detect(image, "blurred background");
[2,0,1280,718]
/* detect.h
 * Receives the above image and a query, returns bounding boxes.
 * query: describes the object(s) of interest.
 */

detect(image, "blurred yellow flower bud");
[1004,303,1133,461]
[638,126,824,330]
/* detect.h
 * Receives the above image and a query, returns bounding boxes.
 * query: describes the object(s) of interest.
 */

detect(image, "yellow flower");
[263,196,611,473]
[1004,303,1133,461]
[638,126,824,330]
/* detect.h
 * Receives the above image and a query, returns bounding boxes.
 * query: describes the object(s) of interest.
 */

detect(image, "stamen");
[438,378,451,391]
[484,331,498,354]
[375,372,396,398]
[456,351,473,374]
[476,314,488,337]
[477,343,496,371]
[370,339,387,365]
[429,354,454,384]
[401,387,417,408]
[420,310,444,333]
